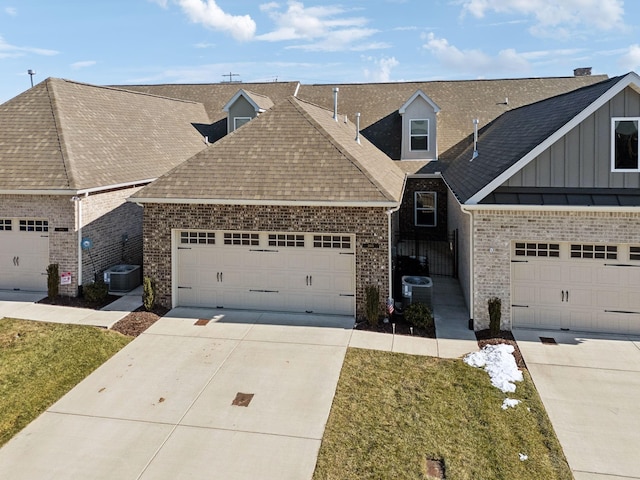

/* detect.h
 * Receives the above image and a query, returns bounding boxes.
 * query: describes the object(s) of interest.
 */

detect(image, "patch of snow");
[502,398,520,410]
[519,453,528,461]
[464,344,523,393]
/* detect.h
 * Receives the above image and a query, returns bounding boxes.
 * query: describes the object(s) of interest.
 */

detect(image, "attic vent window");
[611,118,639,172]
[410,119,429,151]
[234,117,251,130]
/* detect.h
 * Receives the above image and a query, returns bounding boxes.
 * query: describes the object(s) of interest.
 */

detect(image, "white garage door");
[512,242,640,334]
[0,219,50,291]
[175,230,356,316]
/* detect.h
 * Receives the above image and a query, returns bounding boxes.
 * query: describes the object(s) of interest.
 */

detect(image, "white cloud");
[459,0,625,38]
[363,56,399,82]
[0,36,59,59]
[618,44,640,71]
[423,32,530,75]
[5,7,17,16]
[194,42,216,48]
[71,60,97,69]
[176,0,256,41]
[257,1,383,52]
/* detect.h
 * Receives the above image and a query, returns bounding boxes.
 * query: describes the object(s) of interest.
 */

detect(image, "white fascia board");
[408,173,443,179]
[466,72,640,205]
[463,203,640,213]
[399,89,441,114]
[0,189,79,195]
[128,197,399,208]
[76,179,156,195]
[222,89,260,113]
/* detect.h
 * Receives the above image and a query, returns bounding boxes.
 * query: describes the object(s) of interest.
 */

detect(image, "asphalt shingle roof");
[132,96,405,204]
[443,76,623,203]
[0,78,211,191]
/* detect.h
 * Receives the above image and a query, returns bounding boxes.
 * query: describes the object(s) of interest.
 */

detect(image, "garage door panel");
[175,231,355,316]
[512,241,640,334]
[0,229,49,291]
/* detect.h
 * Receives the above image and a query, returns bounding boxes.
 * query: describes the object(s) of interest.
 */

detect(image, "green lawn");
[0,318,132,446]
[314,348,571,480]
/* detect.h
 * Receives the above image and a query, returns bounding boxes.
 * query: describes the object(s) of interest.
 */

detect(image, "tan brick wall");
[471,209,640,330]
[142,203,390,317]
[0,194,77,295]
[80,187,143,285]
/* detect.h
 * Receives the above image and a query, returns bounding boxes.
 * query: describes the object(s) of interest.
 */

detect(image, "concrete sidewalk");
[0,286,142,328]
[349,276,478,359]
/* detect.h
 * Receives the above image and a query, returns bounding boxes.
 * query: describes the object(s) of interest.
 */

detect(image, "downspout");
[460,205,474,329]
[385,174,408,312]
[73,195,83,291]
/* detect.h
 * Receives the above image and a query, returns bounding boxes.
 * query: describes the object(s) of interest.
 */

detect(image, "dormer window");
[234,117,251,130]
[399,90,440,160]
[612,118,639,171]
[410,119,429,151]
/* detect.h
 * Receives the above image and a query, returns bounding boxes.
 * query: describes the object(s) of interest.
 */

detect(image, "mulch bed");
[475,329,527,369]
[354,313,436,339]
[37,294,167,338]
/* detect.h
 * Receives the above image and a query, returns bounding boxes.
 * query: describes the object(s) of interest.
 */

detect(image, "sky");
[1,0,639,103]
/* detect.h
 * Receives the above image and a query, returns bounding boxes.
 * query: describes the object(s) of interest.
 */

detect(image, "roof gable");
[133,96,405,205]
[0,78,212,192]
[223,89,274,113]
[398,90,440,114]
[443,73,639,204]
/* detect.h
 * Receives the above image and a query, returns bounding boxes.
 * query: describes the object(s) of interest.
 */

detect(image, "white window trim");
[410,119,429,152]
[611,117,640,172]
[234,117,252,130]
[414,191,437,227]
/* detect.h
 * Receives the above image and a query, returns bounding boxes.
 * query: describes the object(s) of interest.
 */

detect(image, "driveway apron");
[514,329,640,480]
[0,309,354,480]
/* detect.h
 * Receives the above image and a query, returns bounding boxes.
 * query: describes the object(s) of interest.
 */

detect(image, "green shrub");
[365,285,380,327]
[46,263,59,300]
[142,276,155,312]
[404,302,433,329]
[488,297,502,336]
[83,280,108,304]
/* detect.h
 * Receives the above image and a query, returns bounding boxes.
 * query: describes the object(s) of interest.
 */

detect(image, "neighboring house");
[443,72,640,334]
[0,78,210,295]
[5,71,638,335]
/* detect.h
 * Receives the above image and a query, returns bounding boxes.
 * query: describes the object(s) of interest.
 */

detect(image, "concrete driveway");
[0,309,354,480]
[513,329,640,480]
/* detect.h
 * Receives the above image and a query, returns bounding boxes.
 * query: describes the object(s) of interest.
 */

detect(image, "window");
[0,219,11,231]
[268,234,305,247]
[612,118,639,171]
[630,246,640,261]
[514,242,560,257]
[234,117,251,130]
[410,119,429,151]
[224,232,259,246]
[313,235,351,249]
[180,231,215,245]
[570,244,617,260]
[414,192,436,227]
[19,219,48,232]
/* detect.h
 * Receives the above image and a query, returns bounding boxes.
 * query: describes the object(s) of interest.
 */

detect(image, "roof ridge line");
[46,79,75,190]
[289,97,397,202]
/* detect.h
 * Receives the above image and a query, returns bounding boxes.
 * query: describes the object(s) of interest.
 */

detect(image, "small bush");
[83,280,108,304]
[404,302,434,329]
[143,276,155,311]
[488,297,502,336]
[46,263,59,300]
[365,285,380,327]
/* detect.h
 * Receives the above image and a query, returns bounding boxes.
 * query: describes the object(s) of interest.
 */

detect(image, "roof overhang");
[399,89,441,114]
[461,203,640,213]
[128,197,400,208]
[0,179,155,197]
[466,72,640,205]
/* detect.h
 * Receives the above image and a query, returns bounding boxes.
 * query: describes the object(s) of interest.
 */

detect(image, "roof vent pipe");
[355,112,361,144]
[333,87,339,121]
[471,118,479,161]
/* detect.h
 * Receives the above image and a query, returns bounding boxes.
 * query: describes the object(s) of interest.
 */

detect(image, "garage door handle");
[565,290,568,302]
[561,290,564,302]
[306,275,308,286]
[217,272,220,282]
[309,275,312,286]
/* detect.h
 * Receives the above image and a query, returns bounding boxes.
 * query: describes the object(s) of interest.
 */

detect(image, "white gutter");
[0,179,155,197]
[385,174,408,309]
[462,204,640,213]
[73,195,83,288]
[129,197,399,208]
